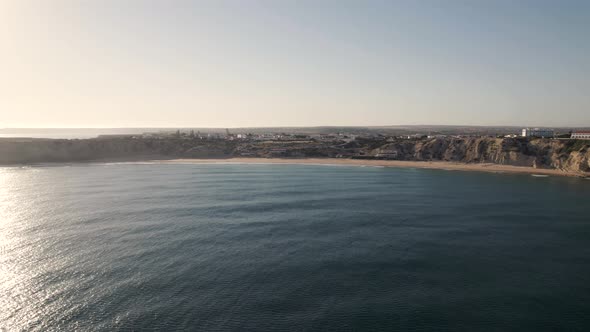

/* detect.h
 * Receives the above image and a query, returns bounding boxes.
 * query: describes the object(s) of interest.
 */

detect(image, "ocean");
[0,128,150,139]
[1,163,590,331]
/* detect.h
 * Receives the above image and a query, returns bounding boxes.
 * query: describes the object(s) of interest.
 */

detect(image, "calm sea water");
[1,163,590,331]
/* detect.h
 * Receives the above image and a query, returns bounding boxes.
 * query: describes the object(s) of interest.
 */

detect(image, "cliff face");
[0,138,236,164]
[374,138,590,173]
[1,137,589,175]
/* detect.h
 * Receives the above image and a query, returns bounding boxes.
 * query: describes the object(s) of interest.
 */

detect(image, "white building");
[571,132,590,139]
[521,128,554,138]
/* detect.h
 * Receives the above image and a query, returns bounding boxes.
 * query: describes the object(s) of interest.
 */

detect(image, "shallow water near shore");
[1,163,590,331]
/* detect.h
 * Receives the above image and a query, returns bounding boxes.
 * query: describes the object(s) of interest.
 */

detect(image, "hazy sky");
[1,0,589,128]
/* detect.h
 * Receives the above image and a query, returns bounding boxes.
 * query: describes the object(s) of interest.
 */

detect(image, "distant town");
[87,125,590,159]
[114,126,590,142]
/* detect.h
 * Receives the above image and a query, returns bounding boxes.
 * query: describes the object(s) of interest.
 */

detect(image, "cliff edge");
[1,137,588,175]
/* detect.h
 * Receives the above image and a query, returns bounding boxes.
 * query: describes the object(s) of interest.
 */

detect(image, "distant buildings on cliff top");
[94,127,589,141]
[520,128,590,139]
[521,128,555,138]
[571,132,590,139]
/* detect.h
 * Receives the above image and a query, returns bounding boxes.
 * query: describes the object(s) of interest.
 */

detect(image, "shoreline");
[159,158,589,178]
[2,157,587,178]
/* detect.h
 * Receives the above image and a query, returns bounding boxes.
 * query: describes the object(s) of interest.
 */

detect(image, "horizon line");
[2,125,589,130]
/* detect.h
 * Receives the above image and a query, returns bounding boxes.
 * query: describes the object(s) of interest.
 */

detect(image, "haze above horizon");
[2,0,589,128]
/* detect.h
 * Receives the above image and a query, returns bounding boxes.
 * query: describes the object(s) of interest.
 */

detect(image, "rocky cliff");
[1,137,589,175]
[374,137,590,173]
[0,138,236,164]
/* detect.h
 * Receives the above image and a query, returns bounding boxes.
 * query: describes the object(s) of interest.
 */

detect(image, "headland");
[1,130,589,178]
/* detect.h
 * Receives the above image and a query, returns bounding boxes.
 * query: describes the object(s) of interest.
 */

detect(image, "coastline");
[2,157,587,178]
[158,158,589,178]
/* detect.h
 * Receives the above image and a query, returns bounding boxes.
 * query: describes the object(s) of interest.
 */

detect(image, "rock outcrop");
[373,138,590,173]
[0,138,236,164]
[1,137,589,175]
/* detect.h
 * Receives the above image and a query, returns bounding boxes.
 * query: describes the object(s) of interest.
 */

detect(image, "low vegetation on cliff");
[1,137,589,174]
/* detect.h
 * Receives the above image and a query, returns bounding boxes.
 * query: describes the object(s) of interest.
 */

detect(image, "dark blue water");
[1,163,590,331]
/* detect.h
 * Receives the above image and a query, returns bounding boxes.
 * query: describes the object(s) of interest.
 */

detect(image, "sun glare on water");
[0,168,54,330]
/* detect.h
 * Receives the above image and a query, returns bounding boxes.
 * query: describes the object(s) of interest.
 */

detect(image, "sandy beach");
[159,158,589,178]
